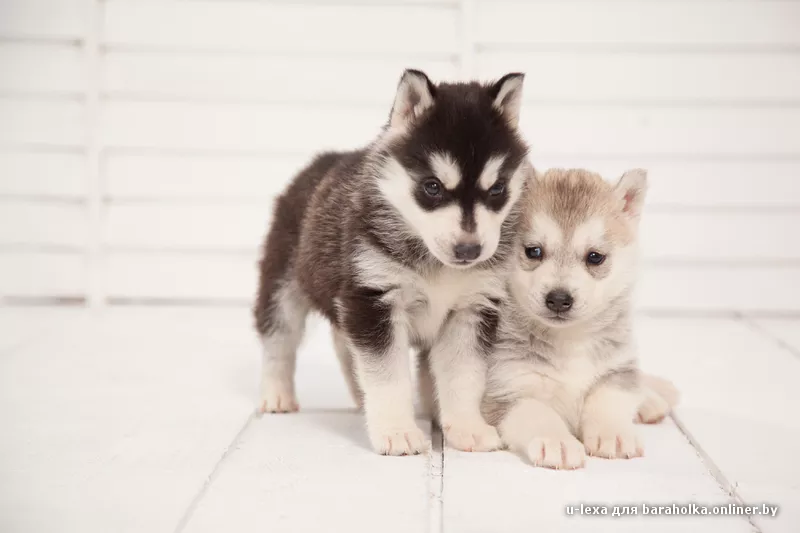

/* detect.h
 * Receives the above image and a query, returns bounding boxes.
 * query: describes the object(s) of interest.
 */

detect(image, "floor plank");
[442,419,753,533]
[181,316,434,533]
[181,412,433,533]
[750,318,800,359]
[637,317,800,533]
[0,308,256,533]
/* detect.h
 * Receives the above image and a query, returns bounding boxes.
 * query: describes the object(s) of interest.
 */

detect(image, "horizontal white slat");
[0,100,85,147]
[105,205,269,251]
[105,154,301,200]
[104,1,458,54]
[101,102,384,152]
[532,159,800,208]
[0,202,87,248]
[0,0,87,40]
[104,204,799,262]
[0,252,85,298]
[641,213,798,261]
[101,101,800,156]
[0,44,83,95]
[478,52,800,103]
[105,253,256,301]
[0,152,86,197]
[106,155,800,207]
[103,52,457,103]
[104,252,800,311]
[477,1,800,47]
[519,107,800,156]
[638,265,800,312]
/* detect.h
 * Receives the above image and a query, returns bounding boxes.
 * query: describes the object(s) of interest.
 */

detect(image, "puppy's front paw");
[369,424,430,456]
[636,393,670,424]
[443,421,502,452]
[582,424,643,459]
[526,435,585,470]
[258,381,299,414]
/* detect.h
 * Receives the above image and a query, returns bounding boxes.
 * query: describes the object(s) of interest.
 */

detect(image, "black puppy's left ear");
[614,168,648,220]
[489,73,525,128]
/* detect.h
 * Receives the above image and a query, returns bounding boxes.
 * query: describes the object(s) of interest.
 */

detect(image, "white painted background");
[1,0,799,312]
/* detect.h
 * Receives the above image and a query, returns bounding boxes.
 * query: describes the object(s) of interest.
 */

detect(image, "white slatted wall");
[1,0,799,312]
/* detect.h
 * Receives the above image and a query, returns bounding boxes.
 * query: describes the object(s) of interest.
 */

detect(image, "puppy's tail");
[636,373,680,424]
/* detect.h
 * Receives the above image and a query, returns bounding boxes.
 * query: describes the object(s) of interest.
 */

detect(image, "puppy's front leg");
[342,287,429,456]
[498,397,585,469]
[581,371,643,459]
[430,307,502,452]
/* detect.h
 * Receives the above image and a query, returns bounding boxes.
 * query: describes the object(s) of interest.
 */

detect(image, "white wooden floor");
[0,307,797,533]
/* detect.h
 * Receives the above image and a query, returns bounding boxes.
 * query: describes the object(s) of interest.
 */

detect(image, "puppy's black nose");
[546,289,573,313]
[453,243,482,261]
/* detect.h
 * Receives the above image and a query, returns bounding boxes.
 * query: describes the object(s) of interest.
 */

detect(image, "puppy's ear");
[389,69,436,129]
[489,73,525,128]
[614,169,648,220]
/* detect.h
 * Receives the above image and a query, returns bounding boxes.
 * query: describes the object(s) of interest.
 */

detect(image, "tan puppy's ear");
[389,69,436,129]
[489,73,525,128]
[614,169,648,221]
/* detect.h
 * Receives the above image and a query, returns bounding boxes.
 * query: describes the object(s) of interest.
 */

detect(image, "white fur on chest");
[353,244,504,346]
[404,269,500,346]
[551,342,606,395]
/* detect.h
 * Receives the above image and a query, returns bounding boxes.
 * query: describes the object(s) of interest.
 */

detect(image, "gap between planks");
[671,413,762,533]
[428,423,444,533]
[173,411,257,533]
[738,313,800,361]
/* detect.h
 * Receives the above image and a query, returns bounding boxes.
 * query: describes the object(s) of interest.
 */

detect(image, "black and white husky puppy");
[254,70,531,455]
[483,168,678,469]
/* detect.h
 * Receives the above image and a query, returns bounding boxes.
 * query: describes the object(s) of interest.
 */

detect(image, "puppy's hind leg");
[254,279,309,413]
[636,373,680,424]
[332,326,362,410]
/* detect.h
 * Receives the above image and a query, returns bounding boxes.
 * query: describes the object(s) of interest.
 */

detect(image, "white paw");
[526,435,586,470]
[444,421,503,452]
[258,380,299,414]
[636,393,670,424]
[582,424,643,459]
[368,424,430,456]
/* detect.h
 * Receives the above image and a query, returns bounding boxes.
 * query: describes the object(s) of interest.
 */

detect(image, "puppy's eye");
[525,246,543,260]
[586,251,606,265]
[488,181,505,197]
[422,178,442,197]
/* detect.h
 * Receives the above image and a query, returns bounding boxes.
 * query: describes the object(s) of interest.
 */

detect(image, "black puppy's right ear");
[389,69,436,129]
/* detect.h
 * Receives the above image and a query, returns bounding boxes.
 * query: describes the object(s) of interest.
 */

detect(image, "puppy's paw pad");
[258,388,299,414]
[526,435,585,470]
[583,426,643,459]
[444,422,502,452]
[636,394,670,424]
[370,425,430,456]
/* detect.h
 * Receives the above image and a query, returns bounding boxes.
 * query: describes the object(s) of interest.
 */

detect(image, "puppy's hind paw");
[636,393,670,424]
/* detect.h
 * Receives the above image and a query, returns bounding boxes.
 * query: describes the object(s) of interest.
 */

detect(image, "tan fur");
[484,167,678,469]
